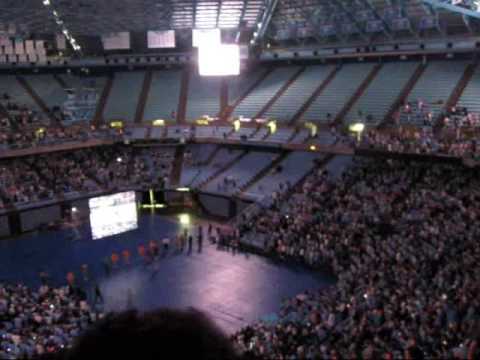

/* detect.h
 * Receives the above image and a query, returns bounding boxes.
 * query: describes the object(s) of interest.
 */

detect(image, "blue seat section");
[185,73,222,122]
[143,70,182,122]
[167,125,192,139]
[264,65,335,123]
[227,68,267,105]
[400,61,468,126]
[203,151,279,194]
[24,75,68,110]
[228,127,256,140]
[125,127,147,141]
[150,127,166,140]
[195,126,232,139]
[189,147,244,188]
[180,144,218,186]
[265,128,295,143]
[232,67,301,118]
[307,131,337,146]
[243,151,320,200]
[249,127,269,141]
[103,72,145,122]
[302,63,375,123]
[344,62,419,126]
[458,64,480,114]
[0,76,42,113]
[289,129,310,144]
[59,75,107,123]
[60,74,107,92]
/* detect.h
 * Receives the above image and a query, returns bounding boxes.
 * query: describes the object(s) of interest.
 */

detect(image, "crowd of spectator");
[234,158,480,359]
[359,128,479,159]
[0,145,171,206]
[0,93,114,151]
[0,283,102,359]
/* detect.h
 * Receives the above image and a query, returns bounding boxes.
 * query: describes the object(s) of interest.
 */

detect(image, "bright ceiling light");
[198,43,240,76]
[43,0,50,5]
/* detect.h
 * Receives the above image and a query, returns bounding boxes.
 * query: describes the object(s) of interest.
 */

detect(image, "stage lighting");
[350,122,365,141]
[233,119,241,132]
[350,123,365,133]
[179,214,190,226]
[267,120,277,134]
[198,43,240,76]
[305,122,317,137]
[176,187,190,192]
[152,119,165,126]
[110,121,124,129]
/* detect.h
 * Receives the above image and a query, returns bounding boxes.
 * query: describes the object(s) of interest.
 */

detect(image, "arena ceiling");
[0,0,265,36]
[268,0,480,46]
[0,0,479,49]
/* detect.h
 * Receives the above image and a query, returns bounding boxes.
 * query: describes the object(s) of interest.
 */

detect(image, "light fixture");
[176,187,190,192]
[179,214,191,226]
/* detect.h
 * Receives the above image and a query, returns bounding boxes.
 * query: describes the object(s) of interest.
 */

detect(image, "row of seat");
[1,60,475,129]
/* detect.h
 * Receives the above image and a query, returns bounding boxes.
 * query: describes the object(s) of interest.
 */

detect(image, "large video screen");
[89,191,138,240]
[199,44,240,76]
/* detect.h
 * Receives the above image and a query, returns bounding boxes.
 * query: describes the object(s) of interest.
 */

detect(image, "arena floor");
[0,213,333,334]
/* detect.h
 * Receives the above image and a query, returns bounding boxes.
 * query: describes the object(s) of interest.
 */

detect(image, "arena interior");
[0,0,480,358]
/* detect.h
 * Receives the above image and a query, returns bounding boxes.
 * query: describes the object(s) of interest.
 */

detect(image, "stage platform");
[0,213,333,334]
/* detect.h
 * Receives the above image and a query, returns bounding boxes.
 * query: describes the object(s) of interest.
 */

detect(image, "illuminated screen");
[199,44,240,76]
[148,30,175,48]
[102,32,131,50]
[89,191,138,240]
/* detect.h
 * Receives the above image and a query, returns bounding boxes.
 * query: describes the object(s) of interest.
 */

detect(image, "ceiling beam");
[423,0,480,19]
[257,0,279,40]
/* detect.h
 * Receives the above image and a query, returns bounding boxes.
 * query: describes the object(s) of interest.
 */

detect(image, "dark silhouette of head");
[60,308,239,360]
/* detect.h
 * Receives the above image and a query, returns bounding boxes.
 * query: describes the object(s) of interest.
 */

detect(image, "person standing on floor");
[66,272,75,293]
[122,249,131,266]
[188,235,193,254]
[197,225,203,253]
[102,256,111,277]
[138,244,147,265]
[111,252,120,272]
[208,223,213,242]
[149,240,159,261]
[175,233,182,253]
[162,237,170,255]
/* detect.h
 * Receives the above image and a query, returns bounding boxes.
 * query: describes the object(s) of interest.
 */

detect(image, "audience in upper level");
[0,146,170,206]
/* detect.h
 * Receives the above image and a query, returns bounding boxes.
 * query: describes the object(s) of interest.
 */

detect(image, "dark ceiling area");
[0,0,478,57]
